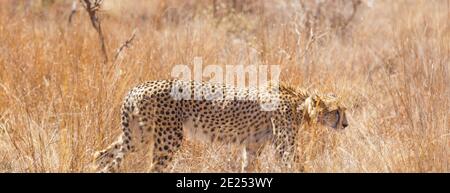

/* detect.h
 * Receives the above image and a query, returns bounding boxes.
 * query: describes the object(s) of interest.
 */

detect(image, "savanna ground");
[0,0,448,172]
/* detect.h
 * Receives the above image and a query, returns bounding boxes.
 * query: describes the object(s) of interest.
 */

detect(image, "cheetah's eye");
[329,110,340,129]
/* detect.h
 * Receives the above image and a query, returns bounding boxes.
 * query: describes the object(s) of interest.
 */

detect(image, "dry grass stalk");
[0,0,448,173]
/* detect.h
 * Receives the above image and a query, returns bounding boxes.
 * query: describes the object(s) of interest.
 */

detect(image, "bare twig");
[213,0,217,17]
[114,29,138,62]
[68,0,78,24]
[340,0,362,30]
[81,0,109,64]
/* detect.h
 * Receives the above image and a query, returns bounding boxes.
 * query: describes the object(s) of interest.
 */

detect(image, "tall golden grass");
[0,0,448,172]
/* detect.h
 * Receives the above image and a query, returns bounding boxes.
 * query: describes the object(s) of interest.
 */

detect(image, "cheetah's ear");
[299,95,315,122]
[299,95,324,123]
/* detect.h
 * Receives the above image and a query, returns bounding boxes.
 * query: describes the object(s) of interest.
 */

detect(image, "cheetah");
[94,79,348,172]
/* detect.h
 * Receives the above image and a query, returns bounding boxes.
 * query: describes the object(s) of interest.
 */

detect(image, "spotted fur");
[94,80,348,172]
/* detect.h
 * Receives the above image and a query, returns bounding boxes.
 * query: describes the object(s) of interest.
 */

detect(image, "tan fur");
[94,80,348,172]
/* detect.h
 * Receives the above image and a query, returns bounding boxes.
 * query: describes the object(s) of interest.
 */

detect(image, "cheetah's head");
[299,93,348,130]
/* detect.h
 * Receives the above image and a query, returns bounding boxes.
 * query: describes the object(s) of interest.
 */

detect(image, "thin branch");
[114,29,138,62]
[81,0,109,64]
[68,0,78,24]
[340,0,362,30]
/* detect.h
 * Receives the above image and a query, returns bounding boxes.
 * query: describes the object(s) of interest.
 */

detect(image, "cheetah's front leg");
[242,142,266,172]
[271,119,298,171]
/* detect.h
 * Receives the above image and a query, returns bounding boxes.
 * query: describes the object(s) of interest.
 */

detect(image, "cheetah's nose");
[343,123,348,128]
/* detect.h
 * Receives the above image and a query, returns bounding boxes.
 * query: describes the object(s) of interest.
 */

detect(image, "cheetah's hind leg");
[150,124,183,173]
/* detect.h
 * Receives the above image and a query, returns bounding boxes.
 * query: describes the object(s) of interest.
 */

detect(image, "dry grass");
[0,0,448,172]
